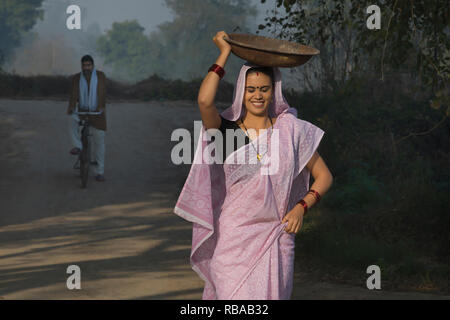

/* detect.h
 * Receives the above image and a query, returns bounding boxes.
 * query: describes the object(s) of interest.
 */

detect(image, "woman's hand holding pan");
[213,31,231,54]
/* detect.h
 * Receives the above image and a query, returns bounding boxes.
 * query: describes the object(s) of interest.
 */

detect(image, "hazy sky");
[42,0,279,34]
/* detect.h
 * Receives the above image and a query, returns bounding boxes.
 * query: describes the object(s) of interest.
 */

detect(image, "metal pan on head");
[225,33,319,67]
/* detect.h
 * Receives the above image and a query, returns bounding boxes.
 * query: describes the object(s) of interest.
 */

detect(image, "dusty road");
[0,99,448,300]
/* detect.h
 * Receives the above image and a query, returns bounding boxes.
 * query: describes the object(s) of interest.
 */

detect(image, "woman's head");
[243,66,274,117]
[222,64,294,122]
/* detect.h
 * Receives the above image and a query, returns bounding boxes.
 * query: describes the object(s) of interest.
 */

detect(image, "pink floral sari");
[174,64,324,299]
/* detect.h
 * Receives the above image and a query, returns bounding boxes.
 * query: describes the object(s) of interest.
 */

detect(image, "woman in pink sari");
[174,31,333,300]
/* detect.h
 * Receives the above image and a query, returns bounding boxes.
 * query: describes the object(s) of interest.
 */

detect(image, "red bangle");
[208,64,225,79]
[308,189,321,203]
[297,199,308,215]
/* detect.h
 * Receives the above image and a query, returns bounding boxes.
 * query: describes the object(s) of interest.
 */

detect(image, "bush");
[0,72,235,103]
[293,74,450,292]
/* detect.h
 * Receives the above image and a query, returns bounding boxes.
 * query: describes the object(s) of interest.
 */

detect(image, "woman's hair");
[246,66,274,86]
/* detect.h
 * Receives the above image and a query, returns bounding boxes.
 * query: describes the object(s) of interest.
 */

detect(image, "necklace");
[240,116,274,162]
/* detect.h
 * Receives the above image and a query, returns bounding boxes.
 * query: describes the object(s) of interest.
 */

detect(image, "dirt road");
[0,99,448,300]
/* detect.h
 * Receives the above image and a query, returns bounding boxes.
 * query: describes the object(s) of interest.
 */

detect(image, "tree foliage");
[96,0,257,82]
[0,0,45,66]
[4,0,102,76]
[258,0,448,106]
[147,0,257,80]
[97,20,152,82]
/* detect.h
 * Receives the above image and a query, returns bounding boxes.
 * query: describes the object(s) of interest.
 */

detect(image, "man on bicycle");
[67,55,107,182]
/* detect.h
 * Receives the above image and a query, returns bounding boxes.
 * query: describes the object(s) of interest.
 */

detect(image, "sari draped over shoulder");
[174,63,324,300]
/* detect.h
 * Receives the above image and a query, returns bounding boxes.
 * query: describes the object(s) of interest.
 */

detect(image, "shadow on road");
[0,100,201,299]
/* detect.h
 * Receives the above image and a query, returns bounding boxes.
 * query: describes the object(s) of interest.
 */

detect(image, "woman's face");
[243,72,273,117]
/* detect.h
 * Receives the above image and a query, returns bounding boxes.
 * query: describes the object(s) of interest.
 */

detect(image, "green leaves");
[96,20,152,82]
[96,0,257,82]
[0,0,44,65]
[257,0,448,95]
[146,0,257,80]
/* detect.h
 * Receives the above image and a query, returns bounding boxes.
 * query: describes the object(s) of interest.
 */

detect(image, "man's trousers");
[68,113,105,175]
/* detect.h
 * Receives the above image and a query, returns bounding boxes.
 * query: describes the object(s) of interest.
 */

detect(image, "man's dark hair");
[81,55,94,64]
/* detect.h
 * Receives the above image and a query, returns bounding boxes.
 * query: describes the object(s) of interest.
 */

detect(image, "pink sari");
[174,64,324,300]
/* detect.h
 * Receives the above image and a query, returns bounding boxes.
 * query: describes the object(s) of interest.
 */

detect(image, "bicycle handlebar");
[75,110,103,115]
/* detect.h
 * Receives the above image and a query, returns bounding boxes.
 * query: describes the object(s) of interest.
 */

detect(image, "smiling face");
[243,70,274,117]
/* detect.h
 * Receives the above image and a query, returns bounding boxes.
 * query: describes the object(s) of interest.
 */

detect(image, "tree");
[96,0,257,82]
[97,20,152,82]
[5,0,100,75]
[258,0,449,158]
[258,0,449,99]
[147,0,257,80]
[0,0,45,66]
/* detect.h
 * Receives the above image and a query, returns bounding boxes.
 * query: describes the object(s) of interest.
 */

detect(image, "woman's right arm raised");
[197,31,231,129]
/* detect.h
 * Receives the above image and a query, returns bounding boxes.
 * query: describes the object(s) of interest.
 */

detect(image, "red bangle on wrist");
[208,64,225,79]
[297,199,308,215]
[308,189,321,203]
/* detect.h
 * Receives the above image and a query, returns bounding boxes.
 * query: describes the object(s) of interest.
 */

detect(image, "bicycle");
[72,108,102,188]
